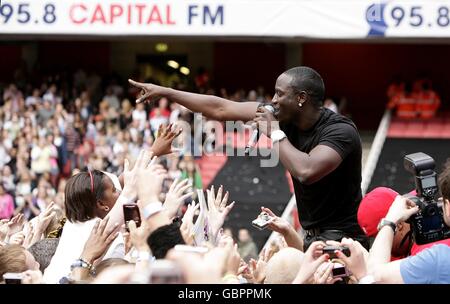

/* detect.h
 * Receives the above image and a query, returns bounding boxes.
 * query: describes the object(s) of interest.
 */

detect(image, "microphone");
[245,104,275,156]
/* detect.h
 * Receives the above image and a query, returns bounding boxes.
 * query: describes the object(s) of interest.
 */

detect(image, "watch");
[377,218,397,233]
[270,130,287,144]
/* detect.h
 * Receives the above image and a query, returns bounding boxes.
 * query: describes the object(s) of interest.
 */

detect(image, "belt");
[304,228,323,237]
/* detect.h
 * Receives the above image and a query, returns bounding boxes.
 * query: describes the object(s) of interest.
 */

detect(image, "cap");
[357,187,399,237]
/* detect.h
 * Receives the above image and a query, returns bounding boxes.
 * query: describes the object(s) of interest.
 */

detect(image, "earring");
[104,206,110,211]
[298,103,303,107]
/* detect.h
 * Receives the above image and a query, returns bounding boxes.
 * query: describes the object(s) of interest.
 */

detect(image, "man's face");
[271,73,297,122]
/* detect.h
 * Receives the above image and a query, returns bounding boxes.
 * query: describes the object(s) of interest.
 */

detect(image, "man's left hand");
[253,106,279,137]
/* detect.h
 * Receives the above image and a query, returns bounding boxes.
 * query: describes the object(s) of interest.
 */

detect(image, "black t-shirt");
[281,108,362,232]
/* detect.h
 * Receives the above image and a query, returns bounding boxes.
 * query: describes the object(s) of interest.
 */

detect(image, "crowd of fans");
[0,69,449,284]
[387,77,442,119]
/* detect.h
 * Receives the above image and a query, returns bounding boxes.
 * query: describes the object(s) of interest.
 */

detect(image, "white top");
[43,219,124,283]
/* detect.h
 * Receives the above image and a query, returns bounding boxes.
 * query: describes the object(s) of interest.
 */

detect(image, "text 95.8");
[0,3,56,24]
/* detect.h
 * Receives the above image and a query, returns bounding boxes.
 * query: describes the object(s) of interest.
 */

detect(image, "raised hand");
[151,123,183,157]
[128,79,163,104]
[7,213,25,236]
[334,238,368,281]
[261,207,292,235]
[128,220,151,252]
[293,241,329,284]
[136,156,168,206]
[164,178,193,219]
[122,150,154,200]
[206,185,235,242]
[180,201,200,245]
[80,217,120,265]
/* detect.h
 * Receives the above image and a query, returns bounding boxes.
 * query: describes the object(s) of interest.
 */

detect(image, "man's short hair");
[28,238,60,273]
[264,247,304,284]
[283,66,325,107]
[147,222,185,259]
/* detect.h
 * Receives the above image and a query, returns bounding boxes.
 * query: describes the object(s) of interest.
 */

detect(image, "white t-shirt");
[43,219,124,283]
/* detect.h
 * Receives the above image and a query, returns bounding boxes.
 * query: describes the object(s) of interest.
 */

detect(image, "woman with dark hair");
[44,125,181,283]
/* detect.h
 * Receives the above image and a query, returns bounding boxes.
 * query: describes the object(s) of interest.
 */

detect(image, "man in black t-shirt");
[129,66,369,250]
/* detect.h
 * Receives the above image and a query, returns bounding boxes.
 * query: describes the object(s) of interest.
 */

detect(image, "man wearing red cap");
[358,187,413,260]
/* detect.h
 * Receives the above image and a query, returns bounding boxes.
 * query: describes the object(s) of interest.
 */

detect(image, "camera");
[123,203,141,232]
[3,272,23,284]
[404,152,450,245]
[322,245,351,259]
[252,212,273,230]
[331,263,350,279]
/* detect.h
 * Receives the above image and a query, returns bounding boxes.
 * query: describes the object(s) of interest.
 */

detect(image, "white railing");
[361,110,392,195]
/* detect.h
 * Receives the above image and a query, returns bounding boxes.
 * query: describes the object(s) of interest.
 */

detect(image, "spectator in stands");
[357,187,413,260]
[323,97,339,114]
[237,228,258,263]
[179,155,203,196]
[387,82,417,119]
[416,80,441,120]
[130,66,368,250]
[367,193,450,283]
[0,184,14,220]
[386,75,405,101]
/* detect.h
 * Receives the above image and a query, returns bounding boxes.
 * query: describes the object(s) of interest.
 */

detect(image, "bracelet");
[70,258,93,272]
[142,202,163,219]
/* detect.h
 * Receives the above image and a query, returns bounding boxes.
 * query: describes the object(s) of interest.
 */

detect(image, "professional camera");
[404,152,450,244]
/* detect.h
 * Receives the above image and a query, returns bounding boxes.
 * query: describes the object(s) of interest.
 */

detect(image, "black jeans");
[303,229,370,251]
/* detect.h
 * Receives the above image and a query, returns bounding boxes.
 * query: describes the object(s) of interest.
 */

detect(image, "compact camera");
[331,263,350,279]
[252,212,273,230]
[3,272,24,284]
[322,245,351,259]
[404,152,450,245]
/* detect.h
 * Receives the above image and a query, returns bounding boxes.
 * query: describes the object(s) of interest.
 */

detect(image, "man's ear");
[297,91,308,104]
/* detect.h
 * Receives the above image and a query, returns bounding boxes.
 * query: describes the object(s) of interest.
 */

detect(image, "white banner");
[1,0,450,38]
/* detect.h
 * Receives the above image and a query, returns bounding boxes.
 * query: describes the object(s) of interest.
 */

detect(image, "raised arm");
[128,79,259,122]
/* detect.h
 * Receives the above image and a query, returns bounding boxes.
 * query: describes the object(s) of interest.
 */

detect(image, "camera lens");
[427,206,437,216]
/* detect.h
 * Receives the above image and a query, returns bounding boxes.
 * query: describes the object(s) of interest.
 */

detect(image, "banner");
[1,0,450,38]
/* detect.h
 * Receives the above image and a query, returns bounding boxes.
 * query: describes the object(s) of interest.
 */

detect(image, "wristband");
[143,202,163,219]
[137,251,151,262]
[270,130,287,144]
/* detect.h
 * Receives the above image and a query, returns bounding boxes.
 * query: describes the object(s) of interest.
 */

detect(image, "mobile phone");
[149,260,185,284]
[174,244,209,254]
[123,203,141,232]
[252,212,273,230]
[3,272,23,284]
[332,263,350,278]
[322,245,351,259]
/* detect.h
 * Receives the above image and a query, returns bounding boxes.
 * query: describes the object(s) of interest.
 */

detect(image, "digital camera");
[322,245,351,259]
[252,212,273,230]
[404,152,450,245]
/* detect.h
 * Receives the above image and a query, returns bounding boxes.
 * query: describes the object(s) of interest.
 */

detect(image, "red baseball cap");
[357,187,399,237]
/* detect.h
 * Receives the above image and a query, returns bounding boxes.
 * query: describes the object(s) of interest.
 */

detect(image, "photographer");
[367,164,450,283]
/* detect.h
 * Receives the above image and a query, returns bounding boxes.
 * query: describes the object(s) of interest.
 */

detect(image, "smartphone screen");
[123,203,141,231]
